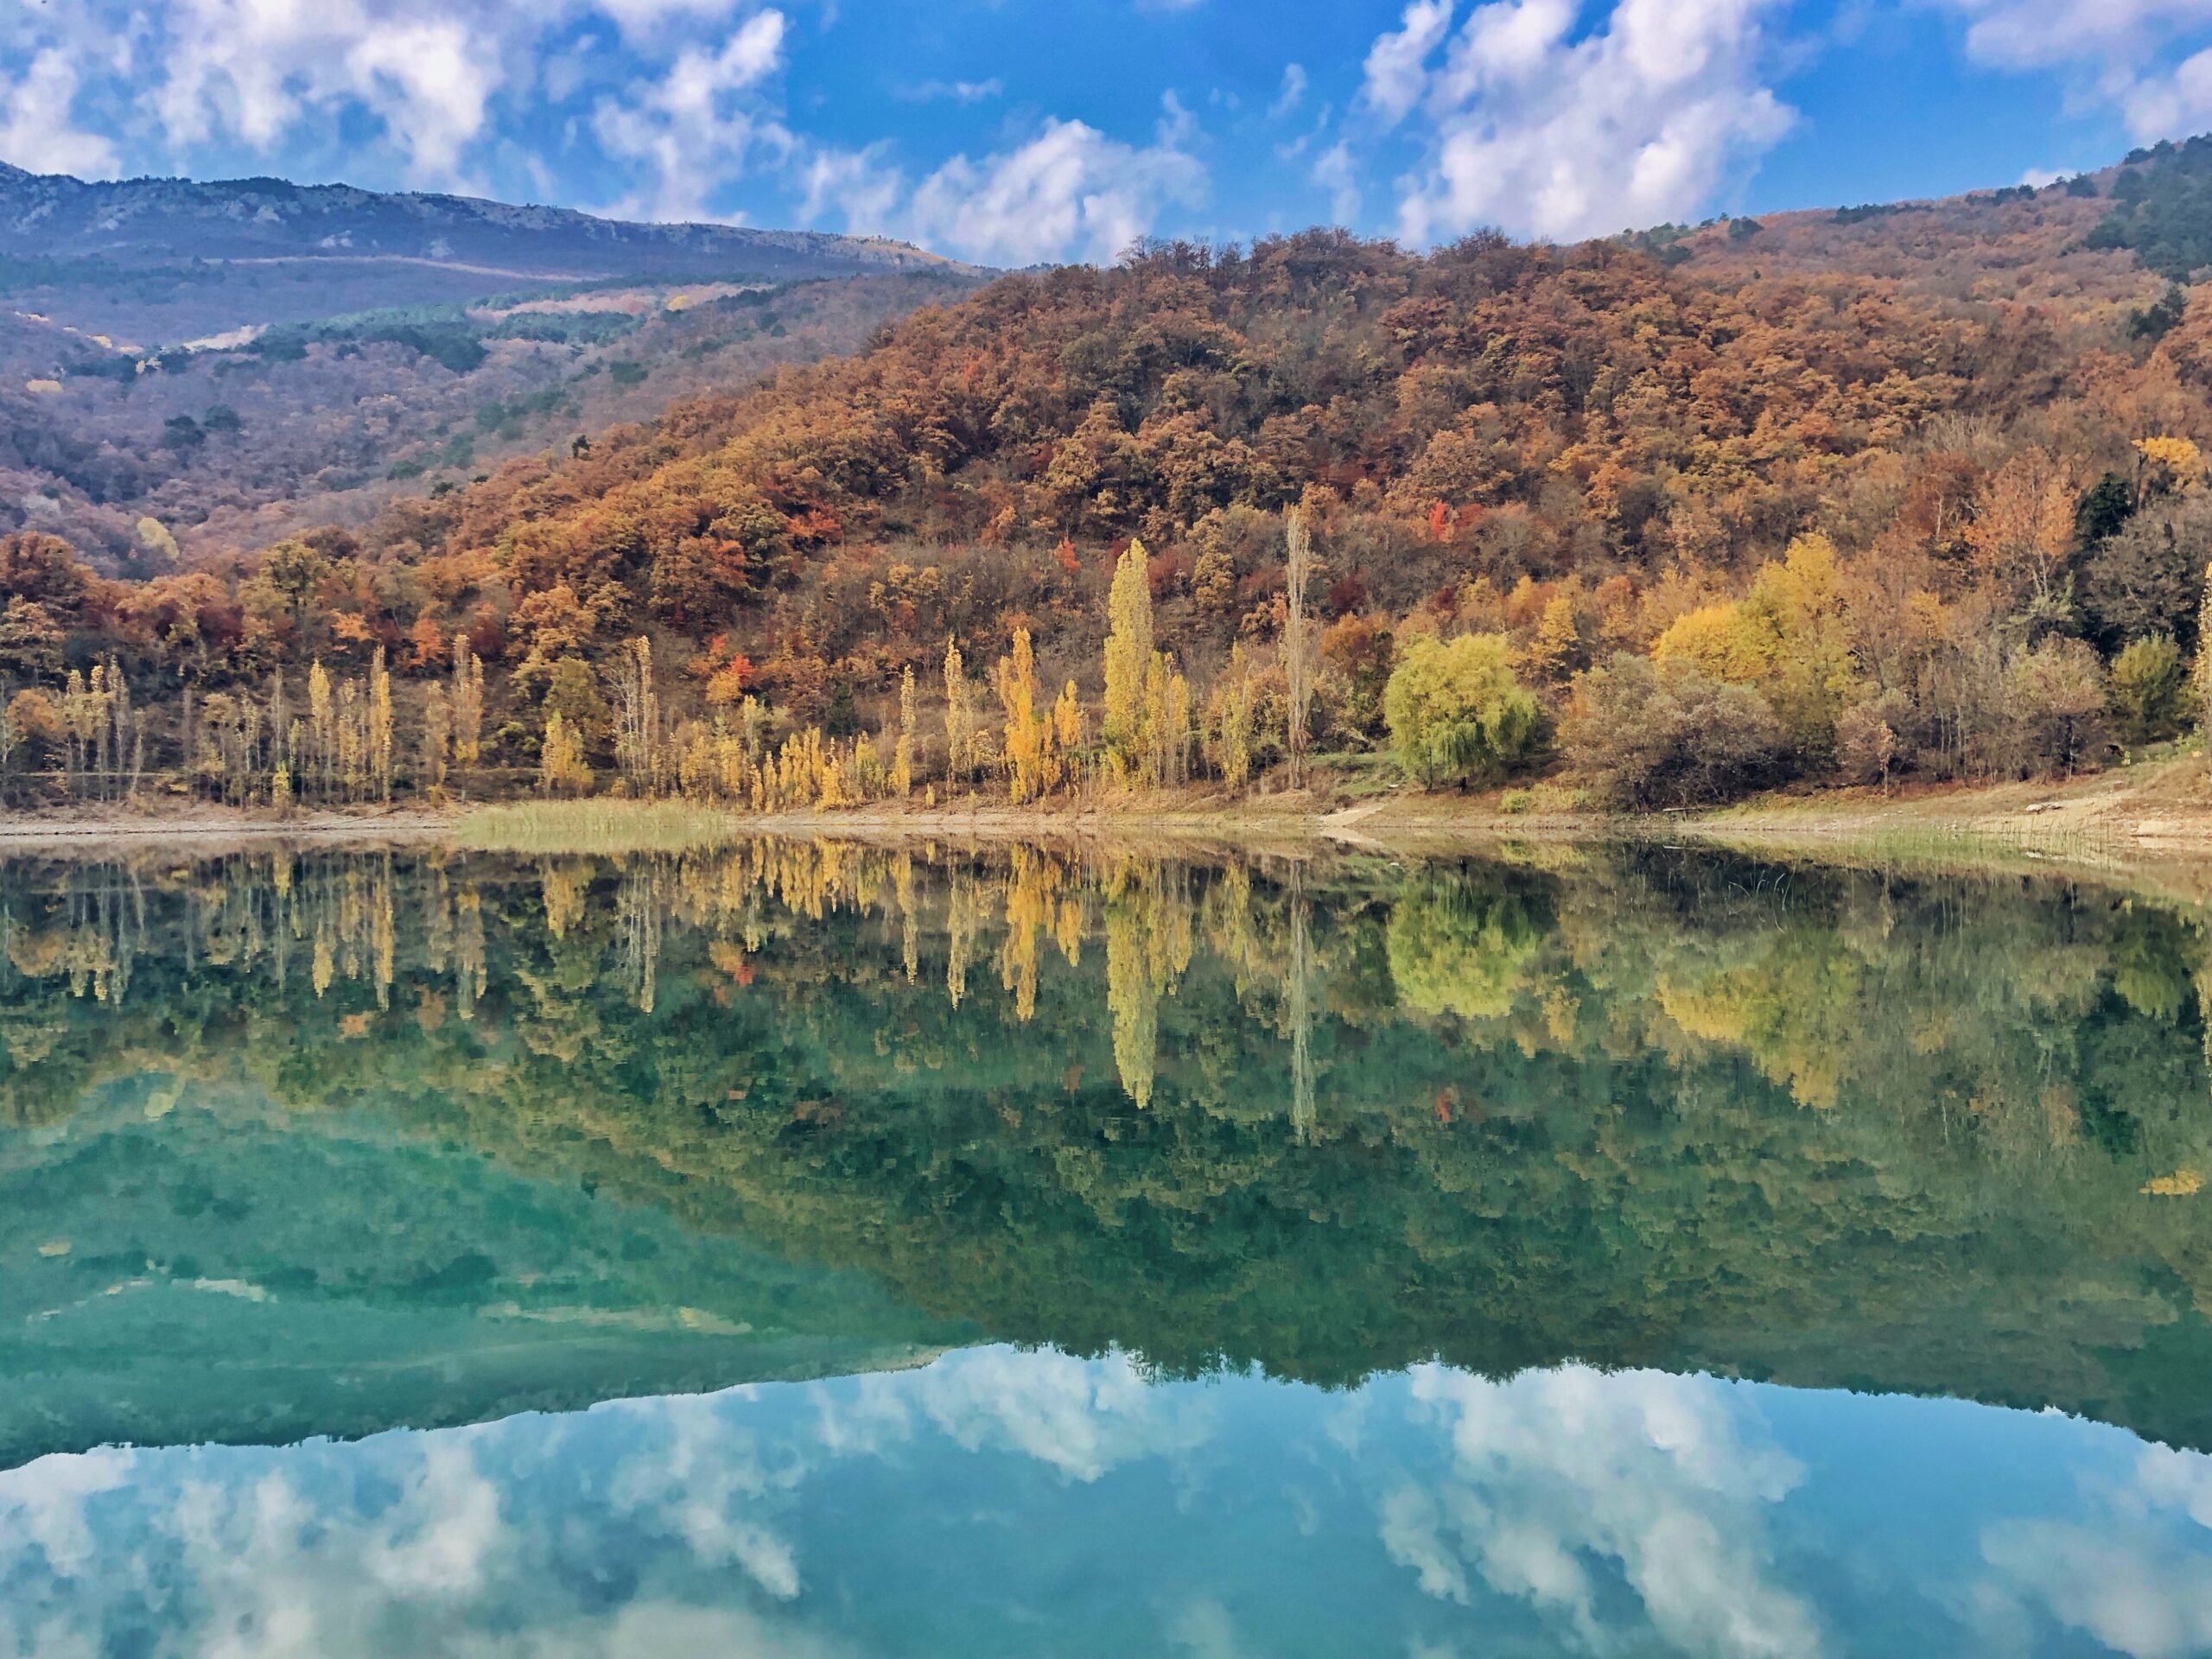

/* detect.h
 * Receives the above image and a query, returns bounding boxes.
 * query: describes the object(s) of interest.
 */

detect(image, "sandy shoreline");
[0,809,458,852]
[1,760,2207,891]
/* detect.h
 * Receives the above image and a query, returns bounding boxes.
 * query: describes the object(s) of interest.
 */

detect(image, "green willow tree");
[1384,633,1540,788]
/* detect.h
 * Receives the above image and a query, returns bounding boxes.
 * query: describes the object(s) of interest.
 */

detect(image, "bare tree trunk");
[609,637,659,796]
[1284,505,1314,791]
[1289,866,1314,1144]
[0,677,13,810]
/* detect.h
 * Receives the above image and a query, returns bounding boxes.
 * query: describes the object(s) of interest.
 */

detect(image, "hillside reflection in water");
[3,839,2211,1654]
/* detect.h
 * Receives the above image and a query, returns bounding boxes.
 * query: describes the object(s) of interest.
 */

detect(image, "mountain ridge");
[0,163,976,283]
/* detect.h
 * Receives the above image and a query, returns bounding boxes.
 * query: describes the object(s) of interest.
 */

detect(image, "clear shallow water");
[3,841,2212,1656]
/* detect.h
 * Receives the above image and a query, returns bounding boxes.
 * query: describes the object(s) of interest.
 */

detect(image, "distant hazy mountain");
[0,162,977,352]
[0,163,967,283]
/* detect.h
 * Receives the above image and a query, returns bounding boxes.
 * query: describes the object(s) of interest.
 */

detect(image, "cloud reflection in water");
[1,1349,2208,1658]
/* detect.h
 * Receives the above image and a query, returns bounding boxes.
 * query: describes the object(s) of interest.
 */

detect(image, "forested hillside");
[3,270,977,568]
[10,139,2212,811]
[0,163,983,566]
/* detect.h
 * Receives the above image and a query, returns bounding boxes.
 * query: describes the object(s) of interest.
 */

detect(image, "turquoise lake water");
[2,841,2209,1656]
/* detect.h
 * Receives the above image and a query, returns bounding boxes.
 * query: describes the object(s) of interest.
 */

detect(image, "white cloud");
[1974,1440,2212,1659]
[0,1447,136,1580]
[824,1346,1217,1481]
[1428,0,1576,100]
[1158,88,1198,147]
[1313,141,1361,226]
[0,1430,516,1658]
[542,37,601,105]
[3,1,792,199]
[604,1395,803,1598]
[592,0,752,42]
[0,48,118,178]
[1270,63,1309,119]
[1166,1597,1247,1658]
[591,10,793,220]
[912,1347,1211,1480]
[1935,0,2212,143]
[22,1348,2212,1659]
[1940,0,2212,71]
[2119,44,2212,141]
[2134,1440,2212,1528]
[1379,1484,1473,1602]
[800,143,903,232]
[1982,1522,2212,1658]
[912,120,1205,264]
[10,0,1182,255]
[1381,1365,1823,1659]
[529,1605,858,1659]
[359,1439,505,1597]
[803,106,1208,266]
[1363,0,1457,126]
[342,19,503,180]
[898,79,1005,105]
[144,0,515,183]
[1367,0,1796,245]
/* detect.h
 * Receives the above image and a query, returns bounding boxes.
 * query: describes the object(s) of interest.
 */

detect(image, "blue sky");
[0,1,2205,264]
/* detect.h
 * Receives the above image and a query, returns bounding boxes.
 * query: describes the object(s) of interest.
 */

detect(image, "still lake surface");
[3,839,2212,1656]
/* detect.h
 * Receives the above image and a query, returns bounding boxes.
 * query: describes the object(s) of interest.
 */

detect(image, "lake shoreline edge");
[0,758,2207,899]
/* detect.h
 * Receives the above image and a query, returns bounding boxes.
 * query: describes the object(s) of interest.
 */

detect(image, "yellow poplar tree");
[943,637,970,785]
[338,679,364,800]
[1283,507,1313,788]
[369,645,394,802]
[1163,663,1191,787]
[265,668,289,797]
[611,636,660,796]
[308,660,334,800]
[540,710,589,795]
[2196,563,2212,749]
[1103,539,1154,777]
[1209,642,1255,787]
[893,665,917,796]
[1138,652,1190,788]
[1524,590,1580,684]
[1052,680,1083,759]
[420,683,452,798]
[450,638,484,774]
[996,627,1052,803]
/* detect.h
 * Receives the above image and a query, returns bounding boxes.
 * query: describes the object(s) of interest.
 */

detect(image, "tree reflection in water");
[1,839,2211,1452]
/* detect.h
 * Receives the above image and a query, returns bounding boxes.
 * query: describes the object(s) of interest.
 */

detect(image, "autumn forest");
[14,138,2212,815]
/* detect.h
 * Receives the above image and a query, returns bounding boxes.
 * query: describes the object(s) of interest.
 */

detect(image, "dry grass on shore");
[11,757,2212,899]
[452,799,750,855]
